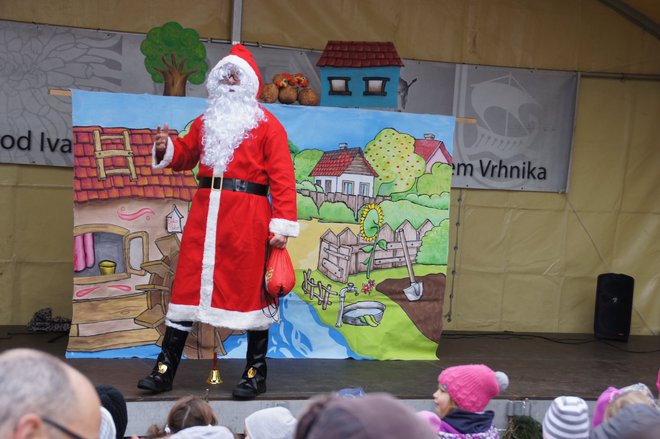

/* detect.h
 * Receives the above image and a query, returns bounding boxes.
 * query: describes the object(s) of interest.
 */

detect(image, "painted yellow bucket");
[98,260,117,275]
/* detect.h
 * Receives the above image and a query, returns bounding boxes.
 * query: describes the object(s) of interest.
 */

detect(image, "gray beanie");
[245,406,297,439]
[542,396,589,439]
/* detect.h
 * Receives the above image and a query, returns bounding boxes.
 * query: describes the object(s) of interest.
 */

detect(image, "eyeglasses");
[42,417,88,439]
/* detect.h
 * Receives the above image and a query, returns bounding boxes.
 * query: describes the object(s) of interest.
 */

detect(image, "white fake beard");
[201,69,264,174]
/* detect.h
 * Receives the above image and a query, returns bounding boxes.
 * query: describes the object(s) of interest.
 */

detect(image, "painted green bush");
[297,193,319,220]
[319,201,356,223]
[416,220,450,265]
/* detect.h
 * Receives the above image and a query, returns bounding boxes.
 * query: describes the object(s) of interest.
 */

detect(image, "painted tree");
[364,128,425,196]
[288,140,299,157]
[417,162,452,195]
[293,149,324,183]
[141,22,208,96]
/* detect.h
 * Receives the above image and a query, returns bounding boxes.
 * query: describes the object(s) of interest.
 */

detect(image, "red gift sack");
[265,247,296,298]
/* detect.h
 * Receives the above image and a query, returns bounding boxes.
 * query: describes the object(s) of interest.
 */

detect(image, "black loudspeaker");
[594,273,634,342]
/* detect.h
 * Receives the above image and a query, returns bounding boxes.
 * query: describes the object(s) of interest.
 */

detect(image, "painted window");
[315,179,322,188]
[325,180,332,193]
[342,181,354,195]
[363,77,389,96]
[328,77,352,95]
[359,182,370,196]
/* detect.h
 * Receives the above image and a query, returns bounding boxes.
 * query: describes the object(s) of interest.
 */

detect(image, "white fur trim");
[152,137,174,169]
[269,218,300,237]
[200,188,222,310]
[215,55,259,88]
[166,303,278,331]
[165,320,193,332]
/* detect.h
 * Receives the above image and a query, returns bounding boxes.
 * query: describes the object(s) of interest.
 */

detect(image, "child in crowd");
[418,364,509,438]
[146,395,219,438]
[591,403,660,439]
[244,406,297,439]
[542,396,589,439]
[296,392,436,438]
[96,384,128,439]
[605,387,658,420]
[169,425,235,439]
[592,383,657,428]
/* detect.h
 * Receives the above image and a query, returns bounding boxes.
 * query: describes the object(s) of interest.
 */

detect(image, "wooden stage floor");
[2,326,658,403]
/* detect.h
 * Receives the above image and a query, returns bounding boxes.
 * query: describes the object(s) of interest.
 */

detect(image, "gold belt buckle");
[210,174,224,191]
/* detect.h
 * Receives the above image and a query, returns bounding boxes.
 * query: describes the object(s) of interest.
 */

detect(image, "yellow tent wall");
[0,0,658,334]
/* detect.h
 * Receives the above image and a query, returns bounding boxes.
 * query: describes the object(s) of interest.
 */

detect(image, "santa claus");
[137,44,298,400]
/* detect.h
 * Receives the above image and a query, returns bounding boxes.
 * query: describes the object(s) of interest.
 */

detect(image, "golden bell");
[207,368,222,385]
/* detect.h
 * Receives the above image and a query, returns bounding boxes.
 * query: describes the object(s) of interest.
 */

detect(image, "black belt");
[198,177,269,196]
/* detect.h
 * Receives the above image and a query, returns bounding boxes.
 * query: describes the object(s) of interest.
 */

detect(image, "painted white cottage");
[310,144,378,196]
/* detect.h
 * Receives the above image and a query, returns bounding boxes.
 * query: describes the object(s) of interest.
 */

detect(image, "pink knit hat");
[438,364,509,412]
[592,386,619,428]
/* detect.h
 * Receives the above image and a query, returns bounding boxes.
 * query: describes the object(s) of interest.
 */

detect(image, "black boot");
[232,329,269,400]
[137,325,189,393]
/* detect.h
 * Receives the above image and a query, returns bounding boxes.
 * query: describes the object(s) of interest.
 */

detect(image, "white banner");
[0,20,577,191]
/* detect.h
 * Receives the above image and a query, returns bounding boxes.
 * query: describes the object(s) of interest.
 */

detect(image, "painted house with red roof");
[310,144,378,196]
[71,125,198,351]
[414,133,453,172]
[317,41,404,109]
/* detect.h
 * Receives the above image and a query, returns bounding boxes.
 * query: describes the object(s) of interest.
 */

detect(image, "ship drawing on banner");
[456,71,546,187]
[471,74,540,158]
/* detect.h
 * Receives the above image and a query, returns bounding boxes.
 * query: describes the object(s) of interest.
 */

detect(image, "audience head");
[295,393,436,438]
[591,403,660,439]
[96,384,128,439]
[147,395,218,438]
[605,388,657,421]
[435,364,509,416]
[542,396,590,439]
[0,348,101,439]
[593,383,656,428]
[100,406,117,439]
[169,425,235,439]
[244,406,297,439]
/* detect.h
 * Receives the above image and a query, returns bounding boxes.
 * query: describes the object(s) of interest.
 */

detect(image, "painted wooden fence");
[299,189,390,220]
[317,220,434,283]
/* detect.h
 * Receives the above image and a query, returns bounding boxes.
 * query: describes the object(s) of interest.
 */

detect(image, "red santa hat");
[213,43,263,96]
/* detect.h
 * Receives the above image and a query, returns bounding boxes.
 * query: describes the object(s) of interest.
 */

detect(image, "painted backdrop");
[68,90,455,360]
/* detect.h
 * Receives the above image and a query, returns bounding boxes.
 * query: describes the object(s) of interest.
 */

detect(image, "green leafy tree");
[416,220,450,265]
[289,140,299,162]
[141,22,208,96]
[364,128,426,196]
[417,162,452,195]
[294,149,324,183]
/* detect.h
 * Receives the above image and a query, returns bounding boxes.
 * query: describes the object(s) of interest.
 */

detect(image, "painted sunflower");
[359,203,384,241]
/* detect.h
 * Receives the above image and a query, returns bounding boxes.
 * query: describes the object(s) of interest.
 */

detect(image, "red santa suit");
[153,45,298,331]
